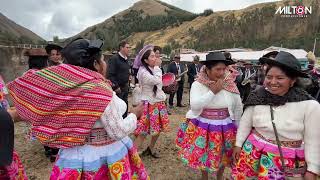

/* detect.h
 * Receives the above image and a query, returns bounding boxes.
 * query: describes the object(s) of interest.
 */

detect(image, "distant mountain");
[127,0,320,55]
[65,0,320,55]
[0,12,45,45]
[64,0,197,50]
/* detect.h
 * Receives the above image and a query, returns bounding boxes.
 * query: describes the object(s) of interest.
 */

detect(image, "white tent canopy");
[180,53,207,62]
[180,48,308,62]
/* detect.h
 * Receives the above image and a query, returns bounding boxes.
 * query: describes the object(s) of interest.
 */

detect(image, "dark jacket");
[107,53,130,90]
[167,61,185,83]
[187,63,201,83]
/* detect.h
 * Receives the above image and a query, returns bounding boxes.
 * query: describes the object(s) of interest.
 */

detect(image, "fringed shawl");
[196,66,240,94]
[7,64,113,148]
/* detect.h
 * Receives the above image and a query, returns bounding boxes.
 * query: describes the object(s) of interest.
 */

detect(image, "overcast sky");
[0,0,278,41]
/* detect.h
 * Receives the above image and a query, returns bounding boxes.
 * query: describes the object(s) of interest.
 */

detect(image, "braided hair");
[141,49,157,96]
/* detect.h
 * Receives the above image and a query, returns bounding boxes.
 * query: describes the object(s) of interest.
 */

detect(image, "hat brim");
[264,58,308,78]
[45,44,63,54]
[201,59,235,66]
[259,57,269,64]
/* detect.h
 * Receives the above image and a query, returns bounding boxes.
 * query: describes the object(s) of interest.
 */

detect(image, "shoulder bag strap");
[270,106,286,172]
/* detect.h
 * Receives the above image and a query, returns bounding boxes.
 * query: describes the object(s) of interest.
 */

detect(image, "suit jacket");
[107,53,130,90]
[167,62,185,83]
[187,63,202,83]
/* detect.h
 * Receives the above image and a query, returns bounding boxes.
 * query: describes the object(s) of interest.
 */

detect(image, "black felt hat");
[45,44,63,54]
[259,51,279,64]
[61,38,104,66]
[201,52,235,65]
[264,51,308,78]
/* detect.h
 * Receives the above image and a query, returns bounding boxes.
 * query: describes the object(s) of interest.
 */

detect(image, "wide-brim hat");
[259,51,279,64]
[133,44,153,69]
[263,51,308,78]
[45,44,63,54]
[201,52,235,65]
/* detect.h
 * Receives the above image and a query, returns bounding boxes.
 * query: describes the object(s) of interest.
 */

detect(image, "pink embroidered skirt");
[0,150,28,180]
[176,108,237,173]
[231,132,306,179]
[134,101,170,136]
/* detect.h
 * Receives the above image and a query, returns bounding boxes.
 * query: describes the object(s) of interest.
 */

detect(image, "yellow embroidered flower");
[110,162,124,178]
[132,154,142,167]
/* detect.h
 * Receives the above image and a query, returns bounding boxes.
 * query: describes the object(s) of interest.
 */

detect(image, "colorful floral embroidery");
[176,118,237,173]
[232,133,306,179]
[134,101,169,136]
[50,147,149,180]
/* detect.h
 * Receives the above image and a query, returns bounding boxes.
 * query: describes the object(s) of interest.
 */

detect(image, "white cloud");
[0,0,279,41]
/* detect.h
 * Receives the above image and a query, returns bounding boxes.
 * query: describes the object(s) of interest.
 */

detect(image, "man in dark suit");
[236,62,255,102]
[167,54,186,107]
[187,55,201,88]
[107,41,131,117]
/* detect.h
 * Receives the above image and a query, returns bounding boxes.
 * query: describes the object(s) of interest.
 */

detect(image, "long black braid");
[141,49,157,96]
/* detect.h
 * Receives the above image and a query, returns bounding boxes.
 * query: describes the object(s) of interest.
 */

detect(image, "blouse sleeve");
[139,67,162,86]
[100,95,137,140]
[304,101,320,175]
[189,82,215,113]
[235,106,254,147]
[232,93,243,122]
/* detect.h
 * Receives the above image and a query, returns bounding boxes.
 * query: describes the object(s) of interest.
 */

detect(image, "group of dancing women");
[0,39,319,180]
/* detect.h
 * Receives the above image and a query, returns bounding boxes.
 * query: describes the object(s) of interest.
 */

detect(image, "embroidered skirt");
[0,150,28,180]
[176,108,237,173]
[50,137,149,180]
[231,132,306,179]
[134,101,169,136]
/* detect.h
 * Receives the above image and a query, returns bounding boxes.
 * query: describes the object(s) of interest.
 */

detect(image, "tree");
[53,36,59,43]
[135,39,145,54]
[201,9,213,16]
[163,44,172,57]
[19,35,33,44]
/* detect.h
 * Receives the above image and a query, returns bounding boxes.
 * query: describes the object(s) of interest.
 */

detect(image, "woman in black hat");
[232,51,320,179]
[44,43,64,161]
[176,52,243,180]
[45,44,63,66]
[8,38,149,179]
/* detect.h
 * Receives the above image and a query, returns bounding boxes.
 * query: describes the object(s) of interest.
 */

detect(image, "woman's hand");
[304,171,317,180]
[209,79,223,94]
[233,146,242,164]
[131,103,144,118]
[155,58,162,66]
[7,107,21,122]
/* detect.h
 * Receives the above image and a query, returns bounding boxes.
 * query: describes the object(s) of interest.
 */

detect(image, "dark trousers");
[238,83,251,103]
[44,146,59,156]
[117,83,129,118]
[169,81,184,106]
[189,80,194,89]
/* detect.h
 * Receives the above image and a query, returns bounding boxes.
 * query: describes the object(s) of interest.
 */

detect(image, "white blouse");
[94,92,137,140]
[137,66,166,104]
[186,81,243,121]
[236,100,320,174]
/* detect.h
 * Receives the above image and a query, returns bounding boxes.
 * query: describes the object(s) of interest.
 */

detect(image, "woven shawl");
[244,86,314,109]
[196,66,240,94]
[7,64,113,148]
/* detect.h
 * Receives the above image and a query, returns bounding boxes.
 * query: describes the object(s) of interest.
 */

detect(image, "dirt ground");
[13,90,320,180]
[14,91,211,180]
